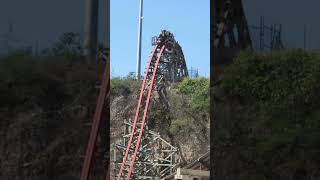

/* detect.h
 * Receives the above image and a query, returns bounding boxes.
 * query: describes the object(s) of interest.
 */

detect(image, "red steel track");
[80,49,110,180]
[116,45,166,180]
[80,30,185,180]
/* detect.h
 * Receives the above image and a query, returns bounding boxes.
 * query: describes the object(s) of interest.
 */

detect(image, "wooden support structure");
[174,168,209,180]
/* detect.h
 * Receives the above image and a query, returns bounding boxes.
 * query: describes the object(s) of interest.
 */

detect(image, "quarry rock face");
[0,55,209,179]
[110,83,210,165]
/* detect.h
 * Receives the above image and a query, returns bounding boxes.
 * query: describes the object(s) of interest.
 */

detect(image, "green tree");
[213,49,320,180]
[43,32,81,57]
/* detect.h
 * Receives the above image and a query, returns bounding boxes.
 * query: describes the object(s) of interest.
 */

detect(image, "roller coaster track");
[116,45,164,180]
[80,30,188,180]
[115,30,188,180]
[80,48,110,180]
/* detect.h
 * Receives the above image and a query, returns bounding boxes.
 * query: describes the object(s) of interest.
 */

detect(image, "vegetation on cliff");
[110,76,210,165]
[213,49,320,180]
[0,32,108,180]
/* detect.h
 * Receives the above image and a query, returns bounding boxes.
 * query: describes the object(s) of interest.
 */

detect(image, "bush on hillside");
[214,49,320,179]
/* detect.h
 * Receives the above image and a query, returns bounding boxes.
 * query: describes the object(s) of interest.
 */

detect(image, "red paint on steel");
[80,52,110,180]
[105,50,111,180]
[116,45,159,180]
[126,45,166,179]
[105,161,110,180]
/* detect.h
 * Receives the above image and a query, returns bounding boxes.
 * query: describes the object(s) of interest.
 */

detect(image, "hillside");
[110,76,210,166]
[0,51,209,179]
[212,49,320,180]
[0,52,109,180]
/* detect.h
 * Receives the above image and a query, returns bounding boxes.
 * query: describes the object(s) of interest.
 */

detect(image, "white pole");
[303,24,306,50]
[136,0,143,80]
[83,0,99,61]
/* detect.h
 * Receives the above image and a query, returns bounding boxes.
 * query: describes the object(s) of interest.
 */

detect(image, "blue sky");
[1,0,319,66]
[110,0,210,78]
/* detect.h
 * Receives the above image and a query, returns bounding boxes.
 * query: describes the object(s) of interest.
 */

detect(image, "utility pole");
[259,16,265,52]
[6,20,13,54]
[83,0,99,62]
[303,24,306,50]
[80,1,100,180]
[103,0,110,49]
[136,0,143,80]
[34,40,39,57]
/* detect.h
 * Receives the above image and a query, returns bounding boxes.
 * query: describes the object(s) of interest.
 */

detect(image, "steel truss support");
[214,0,251,50]
[114,30,187,180]
[152,31,188,82]
[212,0,252,79]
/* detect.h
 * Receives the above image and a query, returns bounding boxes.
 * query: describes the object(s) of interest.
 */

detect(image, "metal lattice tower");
[248,16,284,52]
[113,30,188,180]
[214,0,252,50]
[212,0,252,79]
[151,31,189,82]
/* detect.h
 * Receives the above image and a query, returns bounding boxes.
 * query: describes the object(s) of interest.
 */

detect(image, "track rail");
[81,30,187,180]
[116,30,187,179]
[80,49,110,180]
[126,46,165,179]
[116,45,160,179]
[116,45,166,179]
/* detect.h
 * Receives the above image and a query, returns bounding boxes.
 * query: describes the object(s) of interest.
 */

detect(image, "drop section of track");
[116,43,166,179]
